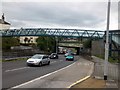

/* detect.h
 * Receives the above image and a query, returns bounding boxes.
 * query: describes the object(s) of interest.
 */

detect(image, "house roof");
[0,19,11,25]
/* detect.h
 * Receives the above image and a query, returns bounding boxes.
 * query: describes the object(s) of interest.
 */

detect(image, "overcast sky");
[1,0,119,31]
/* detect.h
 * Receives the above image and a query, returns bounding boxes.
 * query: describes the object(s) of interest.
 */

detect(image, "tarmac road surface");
[2,55,94,89]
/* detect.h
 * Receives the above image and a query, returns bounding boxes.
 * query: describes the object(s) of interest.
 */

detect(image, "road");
[2,55,79,89]
[2,55,94,89]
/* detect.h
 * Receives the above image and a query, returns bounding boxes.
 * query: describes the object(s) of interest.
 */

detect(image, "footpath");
[70,56,119,89]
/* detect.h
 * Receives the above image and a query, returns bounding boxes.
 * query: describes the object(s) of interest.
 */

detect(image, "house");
[0,14,11,30]
[20,36,38,44]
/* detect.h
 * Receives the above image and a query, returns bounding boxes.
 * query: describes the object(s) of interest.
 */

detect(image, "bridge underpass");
[58,42,83,55]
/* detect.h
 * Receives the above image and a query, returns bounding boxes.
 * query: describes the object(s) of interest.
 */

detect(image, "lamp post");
[104,0,111,80]
[55,36,58,53]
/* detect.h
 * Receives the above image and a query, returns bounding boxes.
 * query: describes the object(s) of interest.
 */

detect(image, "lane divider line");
[50,61,57,64]
[6,60,62,72]
[9,62,76,89]
[67,75,90,88]
[5,67,30,72]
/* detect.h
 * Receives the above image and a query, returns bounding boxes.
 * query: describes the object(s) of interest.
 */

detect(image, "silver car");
[26,54,50,66]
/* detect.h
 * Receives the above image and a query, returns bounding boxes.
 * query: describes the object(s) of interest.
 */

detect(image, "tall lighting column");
[104,0,111,80]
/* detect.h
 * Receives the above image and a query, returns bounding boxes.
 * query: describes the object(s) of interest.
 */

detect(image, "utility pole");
[55,36,58,53]
[104,0,111,80]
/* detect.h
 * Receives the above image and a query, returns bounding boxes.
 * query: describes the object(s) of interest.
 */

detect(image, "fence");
[94,62,118,84]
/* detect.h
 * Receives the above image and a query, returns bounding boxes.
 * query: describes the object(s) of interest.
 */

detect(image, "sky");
[1,0,119,31]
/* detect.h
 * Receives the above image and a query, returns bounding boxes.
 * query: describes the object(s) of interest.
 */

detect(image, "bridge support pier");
[76,47,80,55]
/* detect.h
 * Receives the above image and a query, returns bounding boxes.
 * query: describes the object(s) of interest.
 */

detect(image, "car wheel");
[47,61,50,65]
[39,62,42,67]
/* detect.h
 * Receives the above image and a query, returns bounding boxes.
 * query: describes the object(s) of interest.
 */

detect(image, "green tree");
[83,39,92,49]
[36,36,55,53]
[2,37,20,50]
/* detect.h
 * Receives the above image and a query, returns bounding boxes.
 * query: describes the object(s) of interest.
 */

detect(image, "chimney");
[2,13,5,22]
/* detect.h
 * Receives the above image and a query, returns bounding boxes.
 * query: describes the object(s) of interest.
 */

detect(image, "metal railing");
[94,63,118,83]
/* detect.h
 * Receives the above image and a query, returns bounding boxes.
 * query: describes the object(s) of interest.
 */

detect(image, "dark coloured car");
[49,53,58,59]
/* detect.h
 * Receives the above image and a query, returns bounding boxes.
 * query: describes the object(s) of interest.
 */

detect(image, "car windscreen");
[31,55,42,59]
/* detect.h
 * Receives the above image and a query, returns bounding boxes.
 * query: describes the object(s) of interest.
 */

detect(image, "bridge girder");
[0,28,104,38]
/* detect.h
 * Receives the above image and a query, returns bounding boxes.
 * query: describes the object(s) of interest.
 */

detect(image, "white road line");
[60,60,63,61]
[51,61,57,64]
[10,62,76,89]
[5,60,59,72]
[5,67,30,72]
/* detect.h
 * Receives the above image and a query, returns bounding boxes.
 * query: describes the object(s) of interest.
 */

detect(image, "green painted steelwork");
[0,28,104,38]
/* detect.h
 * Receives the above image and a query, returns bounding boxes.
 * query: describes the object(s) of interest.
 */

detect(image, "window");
[43,56,48,59]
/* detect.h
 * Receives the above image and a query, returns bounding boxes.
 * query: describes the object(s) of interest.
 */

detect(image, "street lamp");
[55,36,58,53]
[104,0,111,80]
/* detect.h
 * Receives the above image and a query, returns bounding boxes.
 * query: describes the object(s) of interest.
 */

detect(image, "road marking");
[67,62,94,88]
[10,62,76,89]
[51,61,57,64]
[5,60,60,72]
[67,75,90,88]
[5,67,30,72]
[60,60,63,61]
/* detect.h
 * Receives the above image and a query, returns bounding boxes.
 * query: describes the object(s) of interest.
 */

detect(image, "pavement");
[71,77,106,88]
[70,76,118,89]
[70,56,119,89]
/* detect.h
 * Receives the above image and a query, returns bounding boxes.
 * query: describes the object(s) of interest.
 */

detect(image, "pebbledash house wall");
[0,24,10,30]
[91,39,105,57]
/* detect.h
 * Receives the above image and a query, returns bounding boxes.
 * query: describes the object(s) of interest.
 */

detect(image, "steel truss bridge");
[0,28,104,38]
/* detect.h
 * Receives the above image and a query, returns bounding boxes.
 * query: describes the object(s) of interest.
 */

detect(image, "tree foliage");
[36,36,56,53]
[2,37,20,50]
[83,39,92,49]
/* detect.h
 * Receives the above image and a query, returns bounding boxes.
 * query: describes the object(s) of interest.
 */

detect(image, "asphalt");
[3,55,115,89]
[2,55,79,89]
[9,57,94,89]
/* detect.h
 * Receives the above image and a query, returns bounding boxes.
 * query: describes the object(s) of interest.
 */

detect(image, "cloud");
[1,1,118,30]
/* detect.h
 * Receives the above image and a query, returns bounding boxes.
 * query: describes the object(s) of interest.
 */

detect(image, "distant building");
[20,36,38,44]
[0,14,11,30]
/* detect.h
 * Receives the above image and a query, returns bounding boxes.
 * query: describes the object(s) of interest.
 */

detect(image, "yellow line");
[67,75,90,88]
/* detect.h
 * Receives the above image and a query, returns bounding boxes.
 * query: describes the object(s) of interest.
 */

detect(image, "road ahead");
[2,55,80,89]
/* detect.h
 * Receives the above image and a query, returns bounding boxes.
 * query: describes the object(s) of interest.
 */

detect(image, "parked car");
[49,53,58,59]
[66,55,74,61]
[26,54,50,66]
